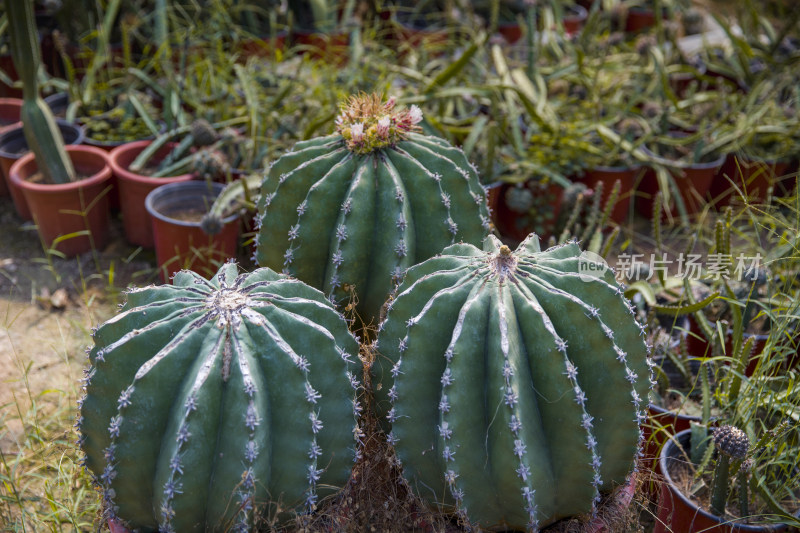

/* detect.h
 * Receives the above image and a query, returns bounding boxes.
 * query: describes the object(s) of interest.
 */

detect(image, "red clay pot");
[710,154,791,206]
[493,180,564,245]
[637,152,725,219]
[0,97,22,133]
[656,429,795,533]
[0,54,21,98]
[643,402,701,498]
[292,30,350,63]
[238,31,287,59]
[109,140,194,248]
[8,145,112,256]
[685,315,797,376]
[582,164,640,224]
[145,181,240,282]
[562,4,588,35]
[625,7,665,32]
[0,97,23,196]
[391,17,450,56]
[0,120,86,219]
[497,23,522,44]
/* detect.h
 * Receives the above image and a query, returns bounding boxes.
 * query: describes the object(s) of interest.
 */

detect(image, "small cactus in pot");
[254,93,492,327]
[374,234,652,530]
[78,263,361,531]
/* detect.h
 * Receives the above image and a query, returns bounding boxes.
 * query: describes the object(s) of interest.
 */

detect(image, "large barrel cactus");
[374,235,652,530]
[78,263,361,531]
[254,93,492,325]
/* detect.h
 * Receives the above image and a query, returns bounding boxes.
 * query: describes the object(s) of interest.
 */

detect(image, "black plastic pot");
[43,92,70,117]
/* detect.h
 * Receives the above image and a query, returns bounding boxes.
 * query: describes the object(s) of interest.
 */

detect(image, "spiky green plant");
[78,263,361,531]
[254,93,492,327]
[373,234,652,530]
[5,0,75,184]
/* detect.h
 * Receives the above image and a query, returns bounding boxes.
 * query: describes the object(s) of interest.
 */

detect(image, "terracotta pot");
[145,181,240,282]
[625,7,667,32]
[8,145,112,256]
[0,54,21,98]
[391,16,450,56]
[686,315,791,376]
[238,31,287,59]
[0,97,23,133]
[0,98,23,196]
[656,429,795,533]
[292,30,350,63]
[582,164,640,224]
[710,154,791,206]
[495,5,585,43]
[562,4,588,35]
[643,401,701,498]
[109,140,194,248]
[497,23,522,44]
[669,63,709,98]
[637,151,725,219]
[0,120,86,219]
[493,180,564,245]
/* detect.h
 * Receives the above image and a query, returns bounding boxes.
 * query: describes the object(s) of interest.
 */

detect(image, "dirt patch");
[0,193,180,452]
[0,190,261,452]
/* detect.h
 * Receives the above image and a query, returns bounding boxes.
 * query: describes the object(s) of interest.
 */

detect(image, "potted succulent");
[0,118,85,219]
[624,0,684,33]
[0,96,22,133]
[107,119,247,248]
[637,130,726,220]
[144,180,241,282]
[288,0,353,62]
[79,92,162,150]
[713,98,798,205]
[4,0,112,256]
[580,119,650,225]
[656,423,799,532]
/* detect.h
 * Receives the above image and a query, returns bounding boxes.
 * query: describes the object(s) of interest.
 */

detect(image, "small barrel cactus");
[254,93,492,325]
[78,263,361,531]
[713,425,750,460]
[373,235,652,530]
[710,424,751,517]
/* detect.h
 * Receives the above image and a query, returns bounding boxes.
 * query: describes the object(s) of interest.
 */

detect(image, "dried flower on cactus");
[335,93,424,154]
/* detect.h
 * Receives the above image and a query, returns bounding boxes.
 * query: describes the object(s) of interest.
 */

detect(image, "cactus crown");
[191,118,219,147]
[714,424,750,460]
[335,93,423,155]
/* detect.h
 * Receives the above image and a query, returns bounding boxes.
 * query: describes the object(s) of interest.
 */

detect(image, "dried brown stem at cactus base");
[291,341,463,533]
[280,337,643,533]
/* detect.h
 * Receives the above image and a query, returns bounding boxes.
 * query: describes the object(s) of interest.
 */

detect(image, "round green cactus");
[373,235,652,530]
[254,93,491,326]
[78,263,361,532]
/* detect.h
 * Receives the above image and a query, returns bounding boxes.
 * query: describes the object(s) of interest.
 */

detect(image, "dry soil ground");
[0,194,158,453]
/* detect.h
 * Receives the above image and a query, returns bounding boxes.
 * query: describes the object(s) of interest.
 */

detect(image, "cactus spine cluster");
[78,263,361,531]
[374,235,652,530]
[254,93,491,325]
